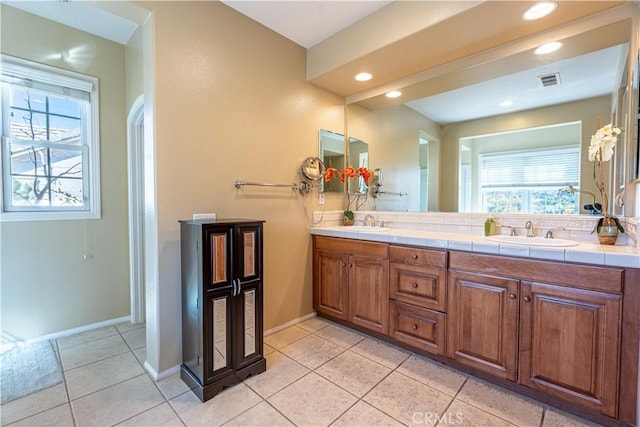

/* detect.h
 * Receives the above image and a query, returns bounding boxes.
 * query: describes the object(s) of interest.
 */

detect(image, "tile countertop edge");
[310,227,640,269]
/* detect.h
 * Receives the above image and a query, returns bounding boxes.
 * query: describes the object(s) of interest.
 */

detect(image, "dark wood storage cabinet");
[180,219,266,402]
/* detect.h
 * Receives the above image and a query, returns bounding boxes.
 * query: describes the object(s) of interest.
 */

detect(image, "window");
[1,55,100,221]
[480,146,579,214]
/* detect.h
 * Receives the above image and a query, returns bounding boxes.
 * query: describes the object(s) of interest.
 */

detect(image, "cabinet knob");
[509,293,517,299]
[412,283,419,288]
[342,262,347,267]
[348,263,353,268]
[412,254,418,259]
[412,324,418,330]
[523,296,531,302]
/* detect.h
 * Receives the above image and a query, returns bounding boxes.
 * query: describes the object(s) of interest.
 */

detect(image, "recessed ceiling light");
[534,41,562,55]
[355,72,372,82]
[522,2,557,20]
[386,90,402,98]
[499,100,513,107]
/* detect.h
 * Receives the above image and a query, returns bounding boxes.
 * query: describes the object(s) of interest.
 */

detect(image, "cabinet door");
[390,301,446,355]
[234,281,263,370]
[314,249,349,320]
[236,224,263,282]
[203,289,235,384]
[519,281,622,417]
[204,227,233,290]
[349,254,389,334]
[448,270,519,381]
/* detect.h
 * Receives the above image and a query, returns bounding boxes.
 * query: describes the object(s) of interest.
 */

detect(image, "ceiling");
[4,0,632,124]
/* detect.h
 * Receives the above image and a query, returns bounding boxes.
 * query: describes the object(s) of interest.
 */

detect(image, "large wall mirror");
[347,16,637,215]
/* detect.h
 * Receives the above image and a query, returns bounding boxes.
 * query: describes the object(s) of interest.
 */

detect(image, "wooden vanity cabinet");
[180,219,266,402]
[388,245,448,355]
[448,252,623,418]
[313,236,389,334]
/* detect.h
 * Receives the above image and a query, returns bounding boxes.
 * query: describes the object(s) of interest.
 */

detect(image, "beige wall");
[348,103,441,212]
[148,1,344,371]
[0,5,130,339]
[440,96,613,211]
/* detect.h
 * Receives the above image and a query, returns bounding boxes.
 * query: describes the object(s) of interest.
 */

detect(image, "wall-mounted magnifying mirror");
[300,156,325,185]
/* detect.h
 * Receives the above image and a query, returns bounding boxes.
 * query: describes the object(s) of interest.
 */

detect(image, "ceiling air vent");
[539,73,560,87]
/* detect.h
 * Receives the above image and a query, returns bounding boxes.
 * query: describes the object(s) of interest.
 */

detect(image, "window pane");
[10,143,47,174]
[51,177,84,207]
[49,149,83,177]
[10,109,48,140]
[483,190,523,213]
[48,96,81,118]
[530,189,578,215]
[8,86,47,112]
[48,115,82,143]
[10,176,49,206]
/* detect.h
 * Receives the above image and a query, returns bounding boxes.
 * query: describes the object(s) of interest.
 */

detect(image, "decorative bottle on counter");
[484,218,496,236]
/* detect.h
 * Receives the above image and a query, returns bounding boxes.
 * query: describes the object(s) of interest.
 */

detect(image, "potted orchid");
[324,166,371,225]
[588,120,624,244]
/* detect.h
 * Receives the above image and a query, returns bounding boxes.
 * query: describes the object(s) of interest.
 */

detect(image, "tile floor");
[0,317,602,427]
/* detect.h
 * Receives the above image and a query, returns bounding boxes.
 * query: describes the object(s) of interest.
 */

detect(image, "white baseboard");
[1,316,132,352]
[144,361,180,381]
[264,311,316,336]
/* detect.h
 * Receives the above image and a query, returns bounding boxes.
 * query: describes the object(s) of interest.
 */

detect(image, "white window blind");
[480,146,580,188]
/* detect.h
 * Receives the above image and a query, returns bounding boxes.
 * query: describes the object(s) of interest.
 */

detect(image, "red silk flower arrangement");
[324,166,371,221]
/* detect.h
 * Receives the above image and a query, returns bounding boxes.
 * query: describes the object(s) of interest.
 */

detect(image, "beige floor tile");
[279,334,344,369]
[332,400,404,427]
[0,384,68,426]
[71,374,164,426]
[456,379,543,427]
[316,350,391,397]
[263,326,309,350]
[117,402,185,426]
[296,316,331,333]
[121,327,146,350]
[542,407,601,427]
[440,399,517,426]
[156,373,191,400]
[7,403,74,427]
[56,326,118,350]
[59,334,129,371]
[396,355,467,396]
[133,346,146,365]
[65,351,144,400]
[243,351,309,398]
[170,382,262,427]
[350,338,410,369]
[363,372,453,426]
[116,322,145,334]
[268,372,357,427]
[314,324,365,348]
[222,401,293,427]
[263,344,275,355]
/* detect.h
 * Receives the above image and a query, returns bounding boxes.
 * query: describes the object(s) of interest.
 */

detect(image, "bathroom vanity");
[312,221,639,426]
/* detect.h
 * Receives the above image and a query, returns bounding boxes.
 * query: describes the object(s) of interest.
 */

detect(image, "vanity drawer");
[389,245,447,268]
[389,301,446,356]
[390,262,447,312]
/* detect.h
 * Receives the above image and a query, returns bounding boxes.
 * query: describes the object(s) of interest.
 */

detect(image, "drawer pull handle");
[412,254,418,259]
[412,282,418,288]
[509,293,517,299]
[412,324,418,330]
[523,296,531,302]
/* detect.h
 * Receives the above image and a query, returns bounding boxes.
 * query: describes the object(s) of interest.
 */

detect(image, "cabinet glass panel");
[244,289,256,356]
[243,231,256,277]
[210,234,227,285]
[212,297,227,370]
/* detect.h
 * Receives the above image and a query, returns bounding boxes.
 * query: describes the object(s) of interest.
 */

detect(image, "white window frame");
[0,55,100,221]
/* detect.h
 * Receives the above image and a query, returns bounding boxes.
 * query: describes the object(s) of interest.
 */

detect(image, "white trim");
[1,316,130,353]
[264,312,317,336]
[127,94,145,324]
[143,361,180,382]
[0,55,101,222]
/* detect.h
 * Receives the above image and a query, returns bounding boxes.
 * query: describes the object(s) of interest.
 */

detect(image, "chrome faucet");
[525,220,534,237]
[544,227,565,238]
[363,214,376,227]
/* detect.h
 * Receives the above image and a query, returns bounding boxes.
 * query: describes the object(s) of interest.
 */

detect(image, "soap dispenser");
[484,217,496,236]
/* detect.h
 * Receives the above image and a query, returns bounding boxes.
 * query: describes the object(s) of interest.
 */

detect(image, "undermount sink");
[486,235,579,247]
[340,226,391,233]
